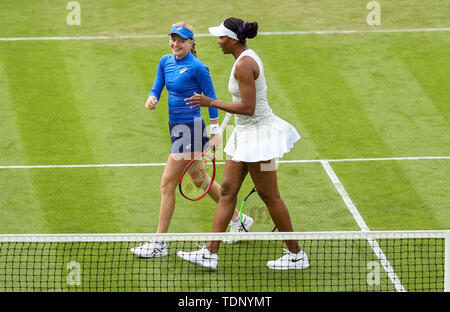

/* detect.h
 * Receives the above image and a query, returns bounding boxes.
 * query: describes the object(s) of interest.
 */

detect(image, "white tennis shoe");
[177,244,218,270]
[130,241,168,258]
[223,214,254,244]
[267,249,309,270]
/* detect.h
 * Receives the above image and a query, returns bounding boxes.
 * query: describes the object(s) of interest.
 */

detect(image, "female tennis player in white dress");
[178,17,309,270]
[130,22,252,259]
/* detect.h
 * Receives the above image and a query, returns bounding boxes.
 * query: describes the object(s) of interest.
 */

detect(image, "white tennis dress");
[224,49,300,162]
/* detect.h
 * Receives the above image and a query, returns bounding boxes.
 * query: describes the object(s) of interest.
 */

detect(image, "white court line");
[0,27,449,41]
[321,160,406,292]
[320,161,369,231]
[0,155,448,169]
[280,156,450,163]
[0,163,167,169]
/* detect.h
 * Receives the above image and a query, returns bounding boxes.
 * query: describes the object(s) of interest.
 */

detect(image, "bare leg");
[187,158,242,219]
[208,181,240,219]
[156,153,191,233]
[157,151,240,233]
[246,160,300,253]
[207,158,248,253]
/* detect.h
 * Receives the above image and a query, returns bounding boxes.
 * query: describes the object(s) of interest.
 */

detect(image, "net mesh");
[0,231,448,292]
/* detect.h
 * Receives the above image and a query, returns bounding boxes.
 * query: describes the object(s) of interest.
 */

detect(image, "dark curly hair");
[223,17,258,43]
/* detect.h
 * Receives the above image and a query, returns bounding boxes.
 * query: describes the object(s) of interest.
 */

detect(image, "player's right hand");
[145,96,158,110]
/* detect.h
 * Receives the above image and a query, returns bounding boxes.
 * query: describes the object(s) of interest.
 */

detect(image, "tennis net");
[0,231,449,292]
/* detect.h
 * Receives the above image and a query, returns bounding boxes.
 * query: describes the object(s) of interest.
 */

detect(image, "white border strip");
[445,231,450,292]
[1,156,449,169]
[1,28,449,42]
[321,160,406,292]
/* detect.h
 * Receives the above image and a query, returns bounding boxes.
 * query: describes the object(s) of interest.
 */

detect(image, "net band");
[1,230,448,242]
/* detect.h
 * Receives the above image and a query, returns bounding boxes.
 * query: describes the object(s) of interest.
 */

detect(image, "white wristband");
[210,124,220,135]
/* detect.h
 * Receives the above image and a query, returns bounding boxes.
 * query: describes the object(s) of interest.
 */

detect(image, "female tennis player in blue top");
[131,22,252,258]
[177,18,309,270]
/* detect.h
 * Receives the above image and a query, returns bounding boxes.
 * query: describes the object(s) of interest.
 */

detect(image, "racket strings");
[181,153,215,200]
[186,160,211,191]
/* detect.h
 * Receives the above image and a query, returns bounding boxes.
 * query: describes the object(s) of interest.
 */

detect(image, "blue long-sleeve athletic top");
[148,52,219,123]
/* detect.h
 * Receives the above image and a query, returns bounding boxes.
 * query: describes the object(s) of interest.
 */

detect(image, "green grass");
[0,0,449,292]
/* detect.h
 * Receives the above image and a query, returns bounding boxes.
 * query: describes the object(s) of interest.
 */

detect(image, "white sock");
[231,213,246,223]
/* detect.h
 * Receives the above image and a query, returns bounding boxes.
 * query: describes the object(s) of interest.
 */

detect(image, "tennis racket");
[239,186,277,232]
[179,113,232,201]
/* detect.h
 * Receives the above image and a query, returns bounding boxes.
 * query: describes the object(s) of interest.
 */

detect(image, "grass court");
[0,0,449,292]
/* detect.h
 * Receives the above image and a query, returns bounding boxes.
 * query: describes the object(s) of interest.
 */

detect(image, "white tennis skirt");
[224,114,300,162]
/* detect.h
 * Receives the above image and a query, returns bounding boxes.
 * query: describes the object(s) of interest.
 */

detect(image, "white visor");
[208,22,239,41]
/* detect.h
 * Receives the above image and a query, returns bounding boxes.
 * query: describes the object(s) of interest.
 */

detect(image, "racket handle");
[219,113,232,133]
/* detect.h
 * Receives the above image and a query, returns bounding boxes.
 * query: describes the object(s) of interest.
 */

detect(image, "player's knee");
[257,189,281,206]
[256,190,270,205]
[219,182,238,200]
[160,177,177,194]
